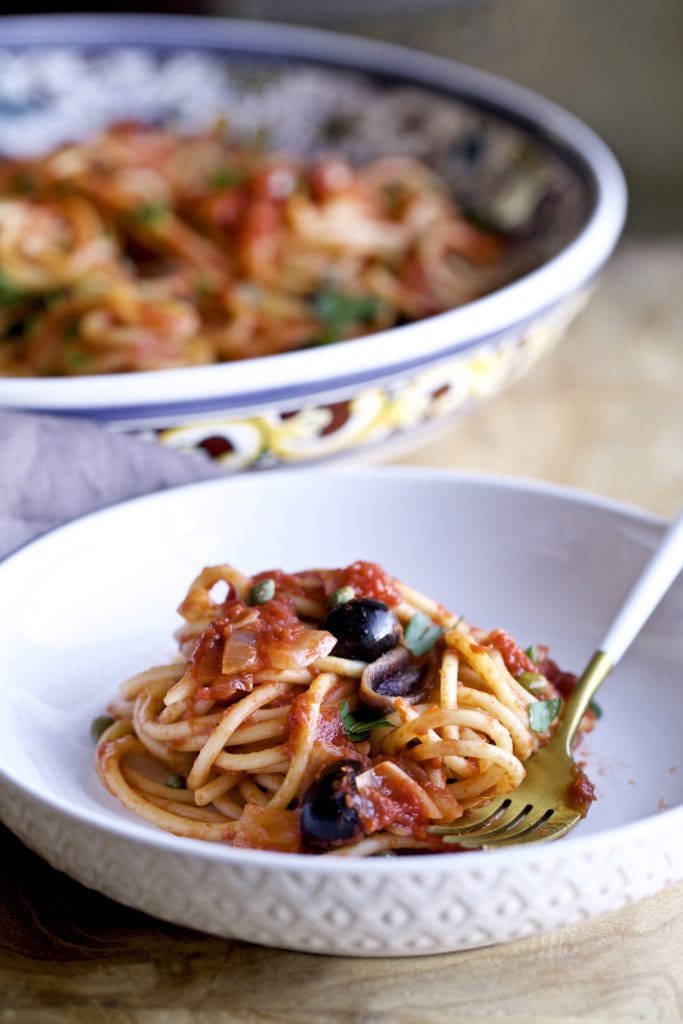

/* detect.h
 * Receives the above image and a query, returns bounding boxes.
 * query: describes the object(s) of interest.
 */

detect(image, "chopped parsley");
[339,700,392,741]
[195,278,218,303]
[208,167,245,191]
[528,697,562,735]
[64,349,93,370]
[0,271,26,306]
[312,289,381,345]
[403,611,443,657]
[132,200,170,227]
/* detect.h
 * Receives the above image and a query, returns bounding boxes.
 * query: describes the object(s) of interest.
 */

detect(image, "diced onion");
[268,630,336,670]
[221,629,258,675]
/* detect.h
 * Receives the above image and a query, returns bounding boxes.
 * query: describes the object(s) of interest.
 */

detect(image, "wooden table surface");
[2,239,682,1023]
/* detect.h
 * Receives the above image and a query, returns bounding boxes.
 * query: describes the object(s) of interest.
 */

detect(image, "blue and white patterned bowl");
[0,15,626,469]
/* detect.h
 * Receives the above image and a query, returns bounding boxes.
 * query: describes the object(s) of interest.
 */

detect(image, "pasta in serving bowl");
[0,123,508,376]
[0,15,625,468]
[0,468,680,956]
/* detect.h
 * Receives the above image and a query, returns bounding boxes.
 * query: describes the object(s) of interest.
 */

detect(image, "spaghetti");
[0,121,506,375]
[95,560,594,855]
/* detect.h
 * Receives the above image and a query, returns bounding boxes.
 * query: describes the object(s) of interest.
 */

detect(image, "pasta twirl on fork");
[95,561,595,855]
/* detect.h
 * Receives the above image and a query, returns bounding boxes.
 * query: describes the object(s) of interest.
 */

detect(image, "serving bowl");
[0,15,626,469]
[0,468,680,957]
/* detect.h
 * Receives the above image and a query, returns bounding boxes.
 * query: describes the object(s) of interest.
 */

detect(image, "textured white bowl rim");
[0,467,679,885]
[0,14,627,413]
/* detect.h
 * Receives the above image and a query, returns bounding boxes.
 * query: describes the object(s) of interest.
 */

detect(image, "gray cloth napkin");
[0,411,223,561]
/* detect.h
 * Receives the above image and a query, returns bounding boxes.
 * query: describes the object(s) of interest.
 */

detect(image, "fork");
[429,508,683,848]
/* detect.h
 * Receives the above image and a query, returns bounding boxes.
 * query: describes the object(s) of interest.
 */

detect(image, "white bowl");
[0,15,626,468]
[0,468,680,957]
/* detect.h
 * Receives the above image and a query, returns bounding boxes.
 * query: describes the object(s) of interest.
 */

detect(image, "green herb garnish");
[64,349,93,370]
[164,774,186,789]
[312,289,381,345]
[330,585,355,609]
[589,699,603,719]
[0,271,26,306]
[132,200,170,226]
[528,697,562,734]
[62,320,80,341]
[43,289,66,309]
[90,715,114,742]
[195,278,218,303]
[339,701,392,741]
[208,167,245,191]
[525,644,540,662]
[248,577,276,605]
[403,611,443,657]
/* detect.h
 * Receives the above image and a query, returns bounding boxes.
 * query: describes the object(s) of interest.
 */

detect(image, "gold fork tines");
[429,650,614,848]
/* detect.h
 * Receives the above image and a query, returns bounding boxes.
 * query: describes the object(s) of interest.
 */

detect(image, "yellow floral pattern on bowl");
[155,293,588,469]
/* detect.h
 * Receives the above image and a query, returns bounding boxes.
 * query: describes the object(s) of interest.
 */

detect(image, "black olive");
[320,598,401,661]
[299,759,363,851]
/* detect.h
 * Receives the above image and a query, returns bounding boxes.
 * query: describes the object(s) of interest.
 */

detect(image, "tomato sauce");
[356,767,427,837]
[251,569,325,605]
[540,657,579,697]
[568,763,596,816]
[224,593,310,657]
[486,629,537,677]
[285,689,318,753]
[204,186,247,230]
[186,620,254,705]
[285,698,352,760]
[315,704,347,748]
[252,595,306,646]
[334,560,403,607]
[187,595,309,706]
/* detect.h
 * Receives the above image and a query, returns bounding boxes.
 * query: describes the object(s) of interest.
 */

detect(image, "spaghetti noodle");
[0,121,506,375]
[95,560,594,855]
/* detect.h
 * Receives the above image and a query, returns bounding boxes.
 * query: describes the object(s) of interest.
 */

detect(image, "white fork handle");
[600,509,683,666]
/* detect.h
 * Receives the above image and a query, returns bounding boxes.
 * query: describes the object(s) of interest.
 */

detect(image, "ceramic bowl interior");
[0,17,626,467]
[0,468,680,956]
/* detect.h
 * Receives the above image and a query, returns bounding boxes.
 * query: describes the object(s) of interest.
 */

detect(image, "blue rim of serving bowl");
[38,307,547,423]
[0,15,627,417]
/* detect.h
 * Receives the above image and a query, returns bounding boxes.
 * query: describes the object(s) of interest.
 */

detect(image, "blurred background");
[1,0,681,233]
[0,1,681,516]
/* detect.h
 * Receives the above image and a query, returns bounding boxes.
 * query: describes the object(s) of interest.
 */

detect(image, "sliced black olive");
[359,646,429,713]
[320,598,401,662]
[299,759,363,851]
